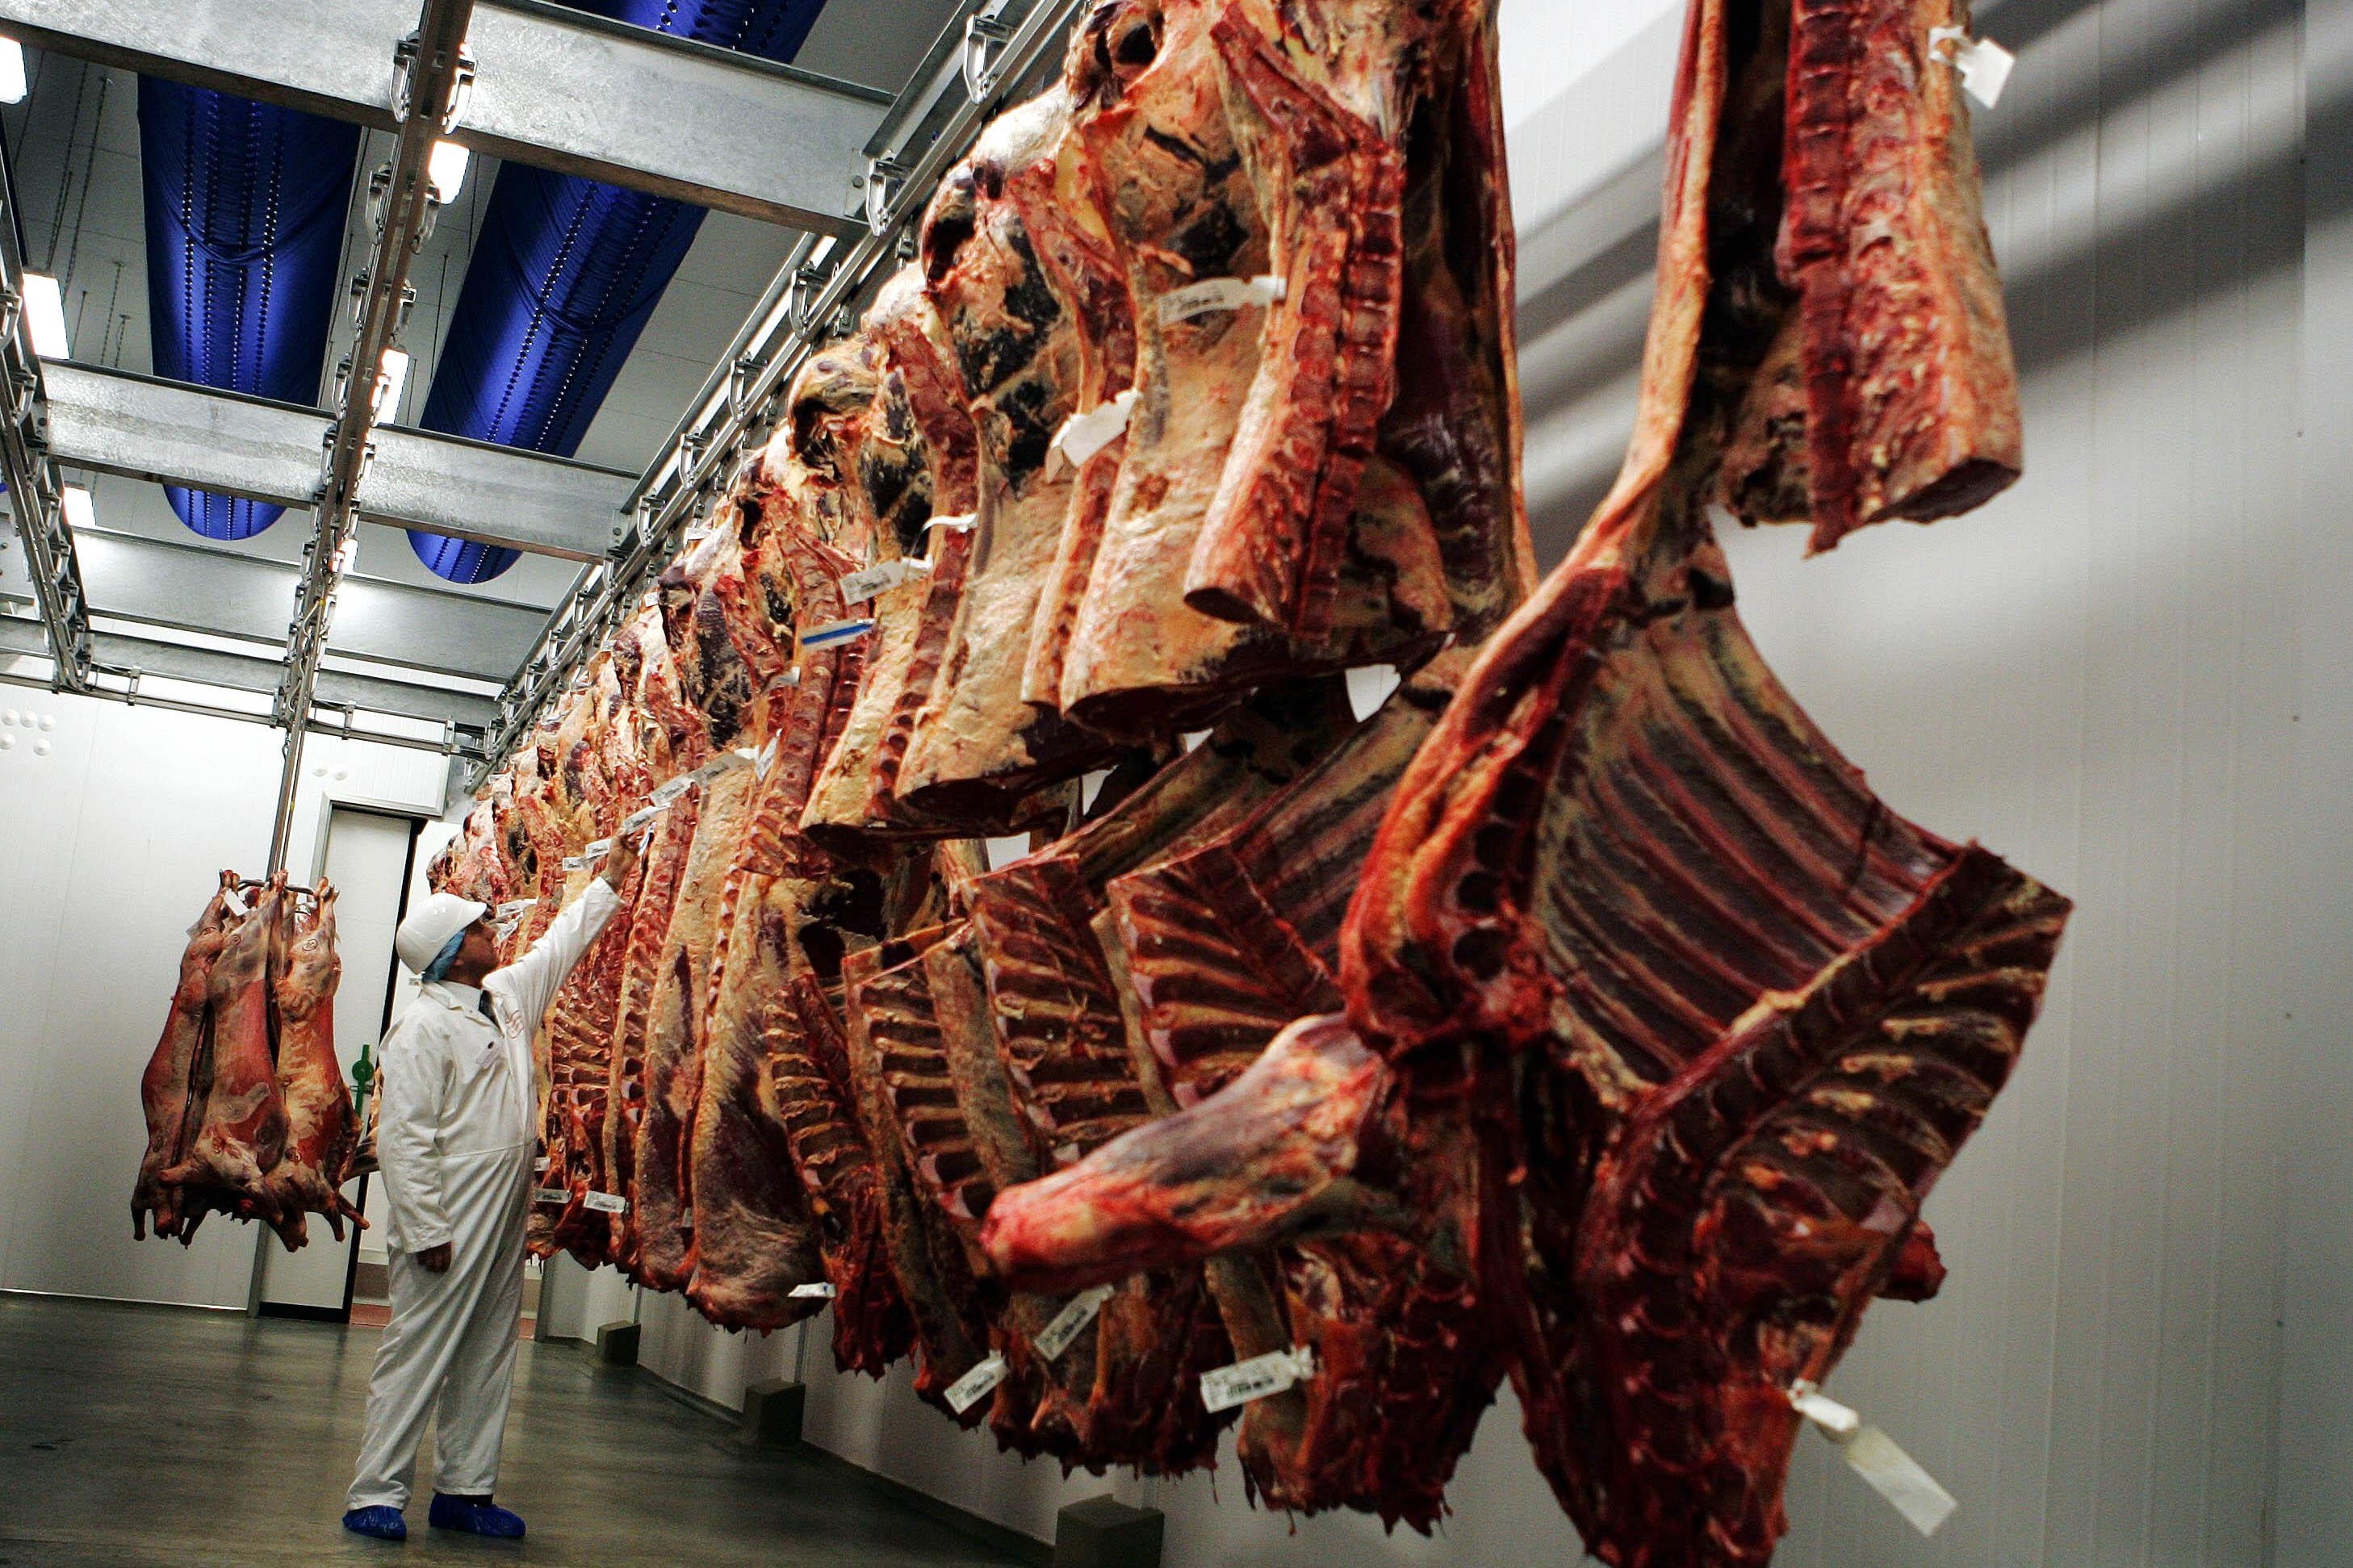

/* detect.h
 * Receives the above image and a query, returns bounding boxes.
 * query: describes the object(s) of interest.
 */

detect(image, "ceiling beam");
[70,529,546,685]
[0,0,890,232]
[42,362,632,561]
[0,618,497,730]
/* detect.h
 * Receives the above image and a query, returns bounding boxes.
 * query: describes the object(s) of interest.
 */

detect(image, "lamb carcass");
[132,871,240,1240]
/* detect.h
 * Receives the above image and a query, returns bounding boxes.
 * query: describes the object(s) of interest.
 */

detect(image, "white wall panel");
[0,690,448,1308]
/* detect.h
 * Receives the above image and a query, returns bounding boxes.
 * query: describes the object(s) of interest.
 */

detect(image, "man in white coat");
[341,835,638,1541]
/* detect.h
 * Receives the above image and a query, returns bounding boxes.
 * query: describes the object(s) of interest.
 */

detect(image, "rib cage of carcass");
[407,0,2066,1554]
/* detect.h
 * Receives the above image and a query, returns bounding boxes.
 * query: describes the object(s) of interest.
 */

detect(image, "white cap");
[395,891,489,975]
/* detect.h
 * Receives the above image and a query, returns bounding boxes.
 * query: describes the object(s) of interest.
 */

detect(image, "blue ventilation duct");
[139,81,359,541]
[409,0,830,583]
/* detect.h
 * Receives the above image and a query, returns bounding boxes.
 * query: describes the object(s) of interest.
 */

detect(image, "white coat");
[346,879,621,1513]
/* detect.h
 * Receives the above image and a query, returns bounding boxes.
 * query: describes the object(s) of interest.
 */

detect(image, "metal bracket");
[962,10,1015,102]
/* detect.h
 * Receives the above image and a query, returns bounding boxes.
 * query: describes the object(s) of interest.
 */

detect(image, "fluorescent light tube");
[21,272,66,358]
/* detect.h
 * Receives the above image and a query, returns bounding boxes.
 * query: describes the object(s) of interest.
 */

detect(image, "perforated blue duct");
[139,82,360,541]
[408,0,831,583]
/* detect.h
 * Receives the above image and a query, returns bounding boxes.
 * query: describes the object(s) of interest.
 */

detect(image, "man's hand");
[417,1243,454,1273]
[601,832,641,889]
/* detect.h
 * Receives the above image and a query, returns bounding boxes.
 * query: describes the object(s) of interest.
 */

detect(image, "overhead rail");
[0,0,894,231]
[266,0,476,871]
[43,362,634,562]
[0,97,91,692]
[470,0,1086,787]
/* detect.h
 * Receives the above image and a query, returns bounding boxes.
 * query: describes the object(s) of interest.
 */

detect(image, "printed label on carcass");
[1052,389,1137,468]
[838,558,932,604]
[944,1353,1008,1415]
[800,617,876,650]
[1200,1346,1317,1414]
[582,1191,629,1215]
[923,512,976,533]
[562,855,589,872]
[533,1188,567,1205]
[1158,274,1285,325]
[789,1282,838,1300]
[495,899,536,920]
[1928,26,2013,107]
[584,838,614,861]
[622,806,664,835]
[534,1157,551,1172]
[222,890,249,917]
[691,751,749,785]
[768,667,802,690]
[1790,1381,1956,1537]
[653,776,693,807]
[494,920,520,943]
[1033,1285,1115,1363]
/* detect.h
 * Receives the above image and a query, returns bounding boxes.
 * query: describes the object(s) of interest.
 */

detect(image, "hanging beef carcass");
[987,0,2062,1559]
[163,873,295,1241]
[684,505,871,1331]
[1047,0,1453,730]
[257,881,365,1242]
[132,871,241,1240]
[895,94,1123,820]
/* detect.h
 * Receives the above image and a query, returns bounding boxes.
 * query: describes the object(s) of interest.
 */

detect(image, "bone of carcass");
[1722,0,2021,549]
[841,933,994,1420]
[165,873,295,1241]
[132,871,240,1241]
[1175,0,1425,638]
[771,973,915,1374]
[257,881,366,1243]
[898,95,1119,818]
[1323,2,2062,1558]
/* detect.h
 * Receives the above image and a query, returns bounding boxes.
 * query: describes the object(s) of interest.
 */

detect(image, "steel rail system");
[264,0,477,871]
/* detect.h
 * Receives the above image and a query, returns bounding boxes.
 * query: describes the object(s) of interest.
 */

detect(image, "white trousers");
[346,1146,531,1512]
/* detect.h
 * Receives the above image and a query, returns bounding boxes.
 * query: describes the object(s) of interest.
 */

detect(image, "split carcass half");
[986,0,2059,1558]
[132,871,241,1241]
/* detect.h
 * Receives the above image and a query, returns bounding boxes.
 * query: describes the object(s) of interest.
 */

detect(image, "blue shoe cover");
[429,1494,527,1538]
[342,1506,408,1541]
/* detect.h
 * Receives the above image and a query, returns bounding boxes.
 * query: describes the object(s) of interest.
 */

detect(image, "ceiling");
[0,0,965,713]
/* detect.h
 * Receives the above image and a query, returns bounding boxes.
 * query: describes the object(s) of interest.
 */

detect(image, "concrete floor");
[0,1294,1031,1568]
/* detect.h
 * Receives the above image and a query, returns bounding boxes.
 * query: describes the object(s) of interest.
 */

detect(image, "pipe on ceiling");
[408,0,831,583]
[138,80,358,541]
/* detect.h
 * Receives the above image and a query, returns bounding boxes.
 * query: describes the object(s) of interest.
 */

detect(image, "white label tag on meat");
[494,920,520,943]
[584,838,614,861]
[769,667,802,690]
[561,855,589,872]
[1200,1345,1317,1413]
[582,1190,628,1215]
[1157,274,1285,325]
[923,512,976,533]
[789,1282,838,1300]
[801,617,876,650]
[533,1188,566,1205]
[692,751,749,785]
[838,558,932,604]
[1790,1382,1955,1537]
[653,776,693,807]
[1052,389,1137,468]
[752,737,780,780]
[495,899,536,920]
[1928,27,2013,107]
[1033,1285,1114,1363]
[222,890,249,917]
[622,805,664,834]
[944,1353,1008,1415]
[534,1157,551,1173]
